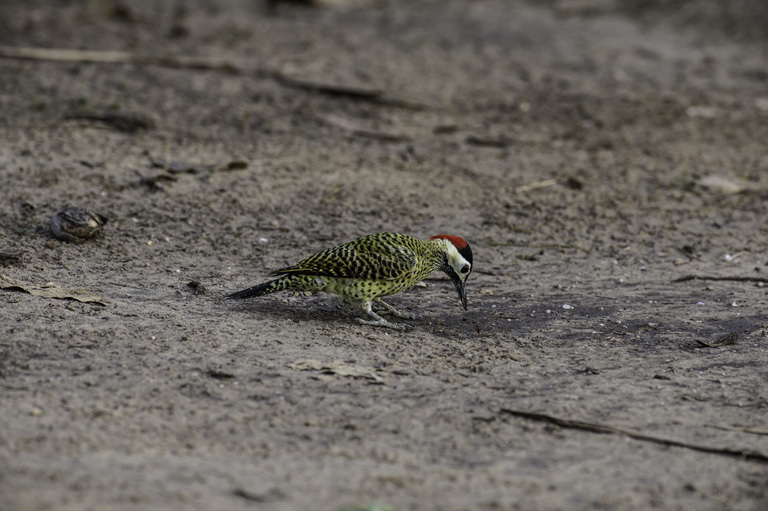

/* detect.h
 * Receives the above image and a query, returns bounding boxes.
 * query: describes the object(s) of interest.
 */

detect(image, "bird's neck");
[426,238,451,270]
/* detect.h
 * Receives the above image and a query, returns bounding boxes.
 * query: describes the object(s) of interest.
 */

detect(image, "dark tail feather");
[226,278,283,300]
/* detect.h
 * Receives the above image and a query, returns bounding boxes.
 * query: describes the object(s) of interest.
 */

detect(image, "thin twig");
[0,383,29,391]
[705,424,768,436]
[704,424,768,435]
[674,275,768,283]
[276,75,382,100]
[317,113,412,142]
[515,179,558,193]
[501,408,768,463]
[0,45,427,108]
[466,134,513,148]
[0,45,243,73]
[277,74,428,108]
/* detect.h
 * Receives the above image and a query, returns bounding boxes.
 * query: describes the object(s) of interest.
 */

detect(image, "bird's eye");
[460,265,470,274]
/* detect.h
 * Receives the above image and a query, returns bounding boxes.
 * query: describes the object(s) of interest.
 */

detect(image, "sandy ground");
[1,1,768,510]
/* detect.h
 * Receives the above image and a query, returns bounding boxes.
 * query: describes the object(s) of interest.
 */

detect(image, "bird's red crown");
[430,234,468,249]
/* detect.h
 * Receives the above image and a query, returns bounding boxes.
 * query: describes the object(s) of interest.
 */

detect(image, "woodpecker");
[227,232,473,331]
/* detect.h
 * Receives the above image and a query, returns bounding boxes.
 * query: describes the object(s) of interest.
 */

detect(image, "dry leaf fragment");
[211,160,249,172]
[515,179,558,194]
[0,275,108,305]
[697,176,746,195]
[290,359,383,383]
[50,206,108,243]
[696,332,739,348]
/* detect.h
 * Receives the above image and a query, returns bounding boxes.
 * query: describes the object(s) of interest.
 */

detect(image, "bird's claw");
[373,299,419,320]
[355,316,412,332]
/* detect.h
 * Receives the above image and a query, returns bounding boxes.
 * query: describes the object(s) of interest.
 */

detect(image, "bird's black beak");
[448,270,468,310]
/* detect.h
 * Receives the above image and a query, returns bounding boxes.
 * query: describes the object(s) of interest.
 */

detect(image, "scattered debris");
[267,0,374,9]
[697,175,747,195]
[157,161,201,175]
[705,424,768,436]
[338,503,396,511]
[137,172,178,192]
[143,160,249,189]
[187,280,207,295]
[696,332,739,348]
[515,179,558,194]
[0,45,240,74]
[279,75,382,100]
[0,275,108,305]
[206,369,235,380]
[266,0,320,9]
[211,160,248,172]
[232,487,287,503]
[276,75,428,108]
[50,206,108,243]
[674,275,768,284]
[433,124,458,134]
[686,106,717,119]
[290,359,383,383]
[553,0,618,16]
[63,112,156,132]
[156,160,248,174]
[167,1,189,38]
[0,251,23,266]
[317,113,411,142]
[563,176,584,190]
[465,134,513,148]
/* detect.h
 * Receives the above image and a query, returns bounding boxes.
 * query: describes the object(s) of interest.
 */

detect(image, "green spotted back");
[273,232,440,283]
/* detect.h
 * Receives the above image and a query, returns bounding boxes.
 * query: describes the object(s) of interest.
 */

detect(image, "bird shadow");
[224,294,363,327]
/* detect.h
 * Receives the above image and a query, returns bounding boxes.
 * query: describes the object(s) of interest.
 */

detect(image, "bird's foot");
[355,310,412,331]
[374,299,420,320]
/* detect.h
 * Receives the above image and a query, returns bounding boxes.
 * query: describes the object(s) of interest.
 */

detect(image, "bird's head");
[430,234,473,310]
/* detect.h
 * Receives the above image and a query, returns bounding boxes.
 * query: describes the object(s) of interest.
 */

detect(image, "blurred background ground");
[1,1,767,510]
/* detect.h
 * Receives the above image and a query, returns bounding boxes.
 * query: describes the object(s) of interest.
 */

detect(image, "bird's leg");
[354,302,411,331]
[373,298,420,320]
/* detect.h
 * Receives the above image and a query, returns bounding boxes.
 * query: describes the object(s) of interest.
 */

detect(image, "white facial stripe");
[446,244,471,278]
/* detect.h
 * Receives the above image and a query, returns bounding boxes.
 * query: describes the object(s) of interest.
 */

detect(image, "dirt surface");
[1,1,768,510]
